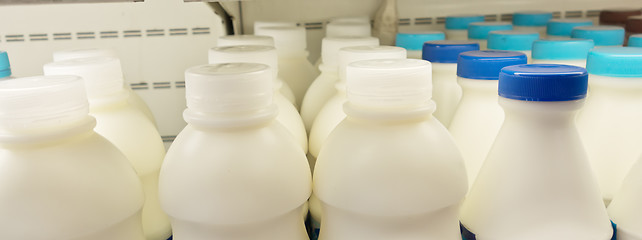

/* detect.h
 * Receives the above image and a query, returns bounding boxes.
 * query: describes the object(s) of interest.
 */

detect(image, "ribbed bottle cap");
[499,64,588,101]
[255,26,307,52]
[0,75,89,131]
[468,22,513,40]
[321,37,380,69]
[487,30,540,51]
[326,22,372,37]
[626,15,642,33]
[600,9,642,26]
[457,50,527,80]
[53,48,117,62]
[208,45,279,79]
[338,46,407,82]
[346,59,432,109]
[586,46,642,77]
[217,35,275,47]
[571,25,625,46]
[0,51,11,78]
[445,14,485,30]
[547,18,594,37]
[532,39,595,60]
[185,63,272,113]
[422,40,480,63]
[395,31,445,50]
[43,57,125,98]
[253,21,297,33]
[330,16,370,24]
[512,11,553,27]
[629,34,642,47]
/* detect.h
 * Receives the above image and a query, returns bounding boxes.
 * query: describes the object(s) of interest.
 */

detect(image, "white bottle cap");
[217,35,275,47]
[347,59,432,110]
[43,57,125,98]
[253,21,298,33]
[208,45,279,79]
[321,37,380,70]
[326,21,372,37]
[254,26,307,53]
[53,48,117,62]
[0,75,89,132]
[185,63,273,113]
[330,16,371,24]
[338,45,407,82]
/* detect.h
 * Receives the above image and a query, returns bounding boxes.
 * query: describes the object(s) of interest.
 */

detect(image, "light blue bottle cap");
[532,39,595,60]
[445,15,485,30]
[468,22,513,40]
[586,47,642,77]
[487,30,540,51]
[457,50,528,79]
[396,31,446,50]
[499,64,588,101]
[571,25,625,46]
[628,34,642,47]
[547,19,594,37]
[513,11,553,27]
[0,51,11,78]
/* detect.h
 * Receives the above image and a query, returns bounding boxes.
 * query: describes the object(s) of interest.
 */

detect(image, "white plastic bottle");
[445,14,485,40]
[468,22,513,50]
[608,154,642,240]
[577,47,642,204]
[460,64,613,240]
[395,31,445,59]
[487,30,539,62]
[512,11,553,37]
[43,57,169,240]
[208,45,308,152]
[421,40,480,127]
[159,63,311,240]
[300,36,379,132]
[313,59,467,240]
[571,26,625,47]
[0,51,12,80]
[0,75,145,240]
[546,18,594,39]
[52,48,157,126]
[448,50,527,188]
[629,34,642,47]
[531,39,595,67]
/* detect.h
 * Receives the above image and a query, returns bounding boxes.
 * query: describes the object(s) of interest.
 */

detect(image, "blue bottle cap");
[547,18,594,37]
[457,50,528,80]
[0,51,10,78]
[513,11,553,27]
[395,31,446,50]
[586,46,642,77]
[468,22,513,40]
[628,34,642,47]
[445,15,485,30]
[532,39,595,60]
[487,30,540,51]
[571,25,625,46]
[499,64,588,101]
[422,40,480,63]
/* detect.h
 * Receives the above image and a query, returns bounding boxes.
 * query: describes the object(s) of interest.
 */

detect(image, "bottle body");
[301,70,340,132]
[279,54,319,109]
[432,63,462,127]
[445,29,468,40]
[126,85,157,127]
[608,156,642,240]
[274,91,308,152]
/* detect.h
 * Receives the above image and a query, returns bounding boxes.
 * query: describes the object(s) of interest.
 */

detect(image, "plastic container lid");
[217,35,275,47]
[255,26,307,52]
[532,39,595,60]
[253,21,297,33]
[422,40,480,63]
[586,46,642,77]
[395,31,446,50]
[338,46,407,82]
[208,45,279,79]
[43,57,125,98]
[53,48,117,62]
[547,18,594,37]
[326,21,372,37]
[468,22,513,40]
[600,9,642,26]
[513,11,553,27]
[445,15,485,30]
[626,15,642,33]
[457,50,528,80]
[0,51,11,78]
[499,64,588,101]
[487,30,540,51]
[571,26,625,46]
[185,63,273,113]
[321,36,380,68]
[629,34,642,47]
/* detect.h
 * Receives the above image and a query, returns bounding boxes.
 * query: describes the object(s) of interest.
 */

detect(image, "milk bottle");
[608,154,642,240]
[0,51,12,80]
[546,19,593,39]
[468,22,513,50]
[487,30,539,62]
[395,31,446,59]
[512,11,553,37]
[531,39,594,67]
[445,15,485,40]
[571,26,625,47]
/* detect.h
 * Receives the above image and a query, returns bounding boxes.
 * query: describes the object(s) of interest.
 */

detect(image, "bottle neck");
[588,75,642,97]
[499,97,584,127]
[343,101,437,123]
[183,104,279,130]
[0,116,96,145]
[458,77,499,97]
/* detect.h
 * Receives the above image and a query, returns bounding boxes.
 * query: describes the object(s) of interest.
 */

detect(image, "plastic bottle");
[395,31,446,59]
[546,18,594,39]
[0,75,145,240]
[253,21,298,33]
[421,40,480,127]
[208,45,307,152]
[487,30,539,62]
[255,26,319,109]
[608,154,642,240]
[0,51,12,80]
[512,11,553,37]
[159,63,311,240]
[625,16,642,45]
[445,15,485,40]
[448,50,527,188]
[52,48,157,126]
[571,26,625,47]
[43,57,169,240]
[313,58,467,240]
[531,39,595,67]
[600,9,642,27]
[629,34,642,47]
[468,22,513,50]
[577,47,642,205]
[460,64,613,240]
[300,36,379,132]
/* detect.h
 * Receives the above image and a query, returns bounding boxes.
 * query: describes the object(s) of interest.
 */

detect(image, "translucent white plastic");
[432,63,462,127]
[531,59,586,68]
[446,30,468,40]
[448,77,504,188]
[608,156,642,240]
[514,25,547,37]
[577,75,642,204]
[460,98,612,240]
